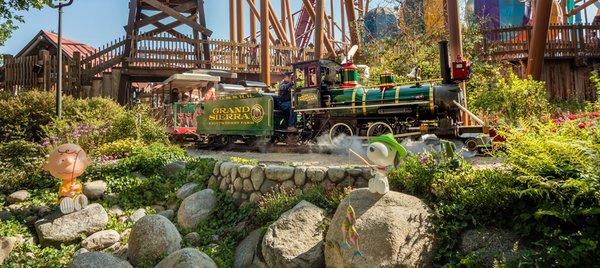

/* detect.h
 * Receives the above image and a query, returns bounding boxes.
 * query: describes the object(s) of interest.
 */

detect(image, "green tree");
[0,0,49,45]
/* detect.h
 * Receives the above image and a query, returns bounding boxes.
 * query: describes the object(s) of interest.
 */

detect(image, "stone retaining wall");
[207,162,375,204]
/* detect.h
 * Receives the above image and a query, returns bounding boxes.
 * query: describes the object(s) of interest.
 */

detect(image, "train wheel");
[464,138,479,151]
[367,122,394,139]
[329,123,354,147]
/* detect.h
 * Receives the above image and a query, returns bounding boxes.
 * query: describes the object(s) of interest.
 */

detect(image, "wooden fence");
[483,23,600,60]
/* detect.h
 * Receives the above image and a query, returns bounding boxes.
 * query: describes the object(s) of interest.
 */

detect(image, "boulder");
[325,189,436,267]
[184,232,202,246]
[0,209,12,221]
[81,230,120,251]
[73,248,89,257]
[259,180,278,194]
[235,229,264,268]
[177,189,216,230]
[128,215,182,266]
[128,208,146,223]
[238,165,253,179]
[354,178,368,188]
[262,201,326,268]
[249,192,262,203]
[155,248,217,268]
[306,167,327,182]
[243,179,254,192]
[158,209,175,221]
[230,164,239,181]
[151,205,165,213]
[347,168,363,177]
[294,167,307,186]
[213,161,222,176]
[177,182,200,200]
[35,203,108,247]
[163,161,186,178]
[251,165,265,190]
[220,162,235,177]
[280,180,295,191]
[69,252,132,268]
[233,178,243,192]
[0,236,22,265]
[7,190,30,204]
[219,177,229,191]
[265,166,295,182]
[338,177,355,189]
[327,167,347,182]
[107,242,128,260]
[460,228,526,266]
[83,180,107,200]
[108,205,124,217]
[207,176,219,190]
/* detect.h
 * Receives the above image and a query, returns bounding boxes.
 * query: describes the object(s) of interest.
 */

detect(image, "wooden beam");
[341,0,346,44]
[284,0,296,47]
[246,0,277,44]
[135,1,197,29]
[567,0,599,17]
[198,0,211,68]
[344,0,360,47]
[230,0,236,42]
[261,0,271,85]
[301,0,336,55]
[250,0,257,41]
[140,13,196,42]
[268,1,290,45]
[237,0,244,43]
[315,0,325,59]
[142,0,213,36]
[527,0,553,80]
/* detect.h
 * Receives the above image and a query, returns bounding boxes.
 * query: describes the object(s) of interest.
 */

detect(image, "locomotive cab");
[292,60,342,111]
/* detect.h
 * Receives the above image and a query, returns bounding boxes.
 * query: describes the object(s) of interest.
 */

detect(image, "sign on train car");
[197,96,274,136]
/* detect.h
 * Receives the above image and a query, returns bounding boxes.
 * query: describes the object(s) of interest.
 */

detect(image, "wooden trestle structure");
[1,0,366,104]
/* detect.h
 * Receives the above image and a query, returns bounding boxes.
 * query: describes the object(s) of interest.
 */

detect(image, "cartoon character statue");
[366,134,408,195]
[42,144,92,214]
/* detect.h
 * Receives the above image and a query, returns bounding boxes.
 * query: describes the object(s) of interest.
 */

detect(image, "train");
[158,41,490,151]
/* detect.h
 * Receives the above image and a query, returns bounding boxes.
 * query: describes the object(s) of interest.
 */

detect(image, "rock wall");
[208,162,375,204]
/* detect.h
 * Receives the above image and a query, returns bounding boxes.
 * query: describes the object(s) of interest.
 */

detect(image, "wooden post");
[301,0,336,56]
[72,51,81,98]
[237,0,245,64]
[91,78,102,97]
[344,0,360,47]
[39,50,51,91]
[230,0,237,42]
[284,0,295,47]
[111,68,122,100]
[102,72,112,99]
[3,54,13,93]
[315,0,325,59]
[447,0,463,62]
[527,0,553,80]
[198,0,211,68]
[261,0,271,86]
[250,0,257,41]
[341,0,347,46]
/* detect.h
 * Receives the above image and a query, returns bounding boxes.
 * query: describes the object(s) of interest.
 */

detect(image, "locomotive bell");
[341,62,359,89]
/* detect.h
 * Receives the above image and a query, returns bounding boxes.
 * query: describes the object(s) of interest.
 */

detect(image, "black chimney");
[439,41,452,84]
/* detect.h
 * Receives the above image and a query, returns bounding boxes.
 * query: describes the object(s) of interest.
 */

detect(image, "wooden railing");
[483,24,600,60]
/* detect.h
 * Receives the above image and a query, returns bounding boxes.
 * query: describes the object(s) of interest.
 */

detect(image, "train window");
[308,67,317,87]
[295,68,305,88]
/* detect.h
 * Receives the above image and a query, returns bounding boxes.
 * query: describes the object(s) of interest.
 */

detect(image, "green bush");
[469,71,550,124]
[0,140,56,193]
[0,91,56,142]
[94,138,145,159]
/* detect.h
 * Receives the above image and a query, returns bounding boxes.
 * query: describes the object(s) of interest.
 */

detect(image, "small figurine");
[340,205,363,257]
[42,144,92,214]
[366,134,408,195]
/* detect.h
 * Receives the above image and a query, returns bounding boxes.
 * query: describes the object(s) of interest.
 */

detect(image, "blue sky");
[0,0,597,55]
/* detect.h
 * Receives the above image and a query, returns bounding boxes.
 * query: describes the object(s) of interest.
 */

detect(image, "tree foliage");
[0,0,49,45]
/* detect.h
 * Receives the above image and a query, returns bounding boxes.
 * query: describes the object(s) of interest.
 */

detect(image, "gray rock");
[306,167,327,182]
[327,167,347,182]
[243,179,254,192]
[460,228,526,266]
[81,230,120,251]
[0,236,22,265]
[280,180,296,191]
[35,203,108,247]
[7,190,30,204]
[158,209,175,221]
[338,177,355,189]
[207,176,219,190]
[213,161,222,176]
[128,215,182,266]
[219,177,229,191]
[73,248,89,257]
[325,189,436,267]
[220,162,235,177]
[294,167,307,186]
[265,166,295,182]
[155,248,217,268]
[259,180,278,194]
[163,161,186,178]
[166,200,179,211]
[235,229,263,268]
[347,168,363,177]
[184,232,202,246]
[69,252,132,268]
[177,189,216,230]
[249,192,262,203]
[120,229,131,242]
[0,210,12,221]
[176,182,200,200]
[230,164,239,181]
[128,209,146,223]
[106,242,128,260]
[251,165,265,190]
[354,178,368,188]
[238,165,253,179]
[262,201,326,268]
[303,182,316,190]
[233,178,243,192]
[109,206,122,217]
[83,180,107,200]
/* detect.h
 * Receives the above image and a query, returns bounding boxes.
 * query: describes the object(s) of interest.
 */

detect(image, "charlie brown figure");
[42,144,92,214]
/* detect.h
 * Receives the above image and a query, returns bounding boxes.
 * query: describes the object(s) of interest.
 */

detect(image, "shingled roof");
[15,30,97,59]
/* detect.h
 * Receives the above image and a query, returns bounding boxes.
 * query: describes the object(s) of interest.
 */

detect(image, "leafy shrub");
[0,140,56,193]
[94,138,145,159]
[0,91,56,142]
[120,143,186,176]
[469,71,550,125]
[108,105,168,145]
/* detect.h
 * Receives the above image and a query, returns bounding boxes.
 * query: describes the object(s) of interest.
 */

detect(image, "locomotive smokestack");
[439,41,452,84]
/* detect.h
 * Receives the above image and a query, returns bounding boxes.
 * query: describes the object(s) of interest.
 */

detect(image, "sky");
[0,0,597,55]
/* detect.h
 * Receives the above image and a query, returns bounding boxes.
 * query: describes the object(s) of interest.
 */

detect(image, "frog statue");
[365,134,408,195]
[42,144,92,214]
